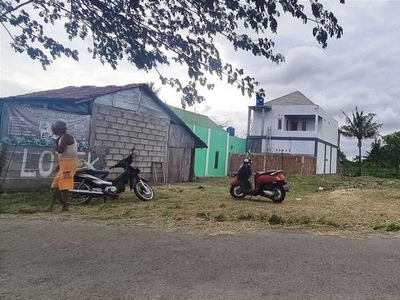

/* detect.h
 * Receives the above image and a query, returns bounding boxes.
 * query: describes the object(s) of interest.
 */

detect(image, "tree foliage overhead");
[340,107,382,176]
[1,0,344,106]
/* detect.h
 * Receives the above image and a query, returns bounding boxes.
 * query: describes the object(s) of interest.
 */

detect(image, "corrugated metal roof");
[1,84,142,101]
[168,106,226,132]
[265,91,316,106]
[1,83,207,148]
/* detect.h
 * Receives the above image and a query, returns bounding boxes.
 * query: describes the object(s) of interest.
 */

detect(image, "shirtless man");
[45,120,78,212]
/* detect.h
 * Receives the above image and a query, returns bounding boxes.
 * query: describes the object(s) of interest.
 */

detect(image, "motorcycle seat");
[76,169,109,179]
[255,170,282,177]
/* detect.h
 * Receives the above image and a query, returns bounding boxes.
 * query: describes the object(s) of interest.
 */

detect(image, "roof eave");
[248,105,272,111]
[0,96,94,102]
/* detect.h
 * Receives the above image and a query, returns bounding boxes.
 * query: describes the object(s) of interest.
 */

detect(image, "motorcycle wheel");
[230,185,246,199]
[69,181,92,205]
[271,185,286,203]
[133,181,154,201]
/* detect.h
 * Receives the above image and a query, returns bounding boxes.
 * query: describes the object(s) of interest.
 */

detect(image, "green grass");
[2,175,400,236]
[0,190,52,214]
[386,223,400,232]
[341,161,400,179]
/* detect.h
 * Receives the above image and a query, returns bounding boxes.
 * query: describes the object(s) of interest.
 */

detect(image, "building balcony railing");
[248,130,320,138]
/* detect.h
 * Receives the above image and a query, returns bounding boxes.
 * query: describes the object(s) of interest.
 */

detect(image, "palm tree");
[340,107,382,176]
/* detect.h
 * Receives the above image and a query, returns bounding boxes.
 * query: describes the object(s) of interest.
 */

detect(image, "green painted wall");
[190,125,246,177]
[229,136,246,154]
[207,129,228,177]
[169,105,246,177]
[191,125,208,177]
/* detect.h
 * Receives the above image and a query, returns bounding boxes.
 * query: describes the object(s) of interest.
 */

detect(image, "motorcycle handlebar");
[109,151,135,169]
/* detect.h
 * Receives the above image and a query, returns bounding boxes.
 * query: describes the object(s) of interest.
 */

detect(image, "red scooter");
[230,152,290,203]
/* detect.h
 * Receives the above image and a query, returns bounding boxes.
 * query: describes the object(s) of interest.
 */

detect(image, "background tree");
[340,107,382,176]
[382,132,400,174]
[0,0,344,107]
[364,138,384,174]
[337,149,348,165]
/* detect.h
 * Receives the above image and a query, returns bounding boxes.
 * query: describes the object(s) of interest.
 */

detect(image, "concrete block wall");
[91,104,169,180]
[0,104,170,191]
[229,153,316,176]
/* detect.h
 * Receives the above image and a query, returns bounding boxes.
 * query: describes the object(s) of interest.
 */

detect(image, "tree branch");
[0,0,34,19]
[0,21,28,50]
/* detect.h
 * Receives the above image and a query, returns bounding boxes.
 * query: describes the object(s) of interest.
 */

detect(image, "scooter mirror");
[131,146,135,153]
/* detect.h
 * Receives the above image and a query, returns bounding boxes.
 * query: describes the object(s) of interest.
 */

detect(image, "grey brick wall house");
[0,84,206,191]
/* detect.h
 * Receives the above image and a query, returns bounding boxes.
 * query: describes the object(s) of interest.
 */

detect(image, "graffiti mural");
[18,148,100,178]
[0,145,109,190]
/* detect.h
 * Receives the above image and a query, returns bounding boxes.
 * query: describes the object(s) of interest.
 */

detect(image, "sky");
[1,0,399,159]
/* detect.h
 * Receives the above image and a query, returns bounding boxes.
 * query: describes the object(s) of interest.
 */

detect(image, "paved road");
[1,218,400,300]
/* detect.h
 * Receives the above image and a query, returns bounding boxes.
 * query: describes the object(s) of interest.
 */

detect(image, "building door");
[325,145,331,174]
[167,147,184,183]
[167,147,194,182]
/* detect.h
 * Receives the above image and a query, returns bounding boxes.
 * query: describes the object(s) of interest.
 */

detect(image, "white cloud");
[2,1,400,159]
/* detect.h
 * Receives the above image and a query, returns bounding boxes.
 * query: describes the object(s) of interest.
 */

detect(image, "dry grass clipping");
[36,176,400,237]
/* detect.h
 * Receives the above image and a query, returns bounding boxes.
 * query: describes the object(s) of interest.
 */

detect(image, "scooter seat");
[76,169,109,179]
[255,170,282,177]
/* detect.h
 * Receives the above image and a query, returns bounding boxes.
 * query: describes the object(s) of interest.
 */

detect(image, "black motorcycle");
[70,148,154,205]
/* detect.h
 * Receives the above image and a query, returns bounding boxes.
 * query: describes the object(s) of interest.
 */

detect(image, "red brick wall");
[229,153,316,176]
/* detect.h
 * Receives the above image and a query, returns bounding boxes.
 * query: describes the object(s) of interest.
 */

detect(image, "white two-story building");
[246,91,339,174]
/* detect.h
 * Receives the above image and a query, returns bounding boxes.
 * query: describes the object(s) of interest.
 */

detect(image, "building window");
[278,118,282,130]
[290,121,298,131]
[302,121,307,131]
[214,151,219,169]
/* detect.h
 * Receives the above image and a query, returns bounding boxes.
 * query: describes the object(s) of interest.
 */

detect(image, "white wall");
[316,141,326,174]
[315,106,339,146]
[324,144,330,173]
[331,148,338,174]
[270,105,319,135]
[315,143,338,174]
[252,105,338,146]
[252,110,264,135]
[251,103,339,174]
[263,139,315,156]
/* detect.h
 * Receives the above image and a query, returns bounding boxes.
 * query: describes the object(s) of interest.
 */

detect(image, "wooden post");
[152,162,158,182]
